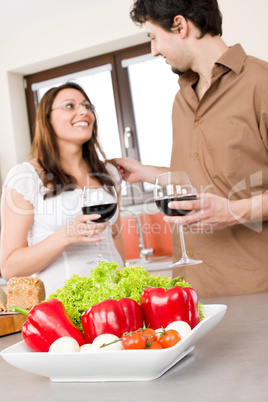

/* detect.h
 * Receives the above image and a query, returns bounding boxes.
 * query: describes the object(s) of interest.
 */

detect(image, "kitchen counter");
[0,293,267,402]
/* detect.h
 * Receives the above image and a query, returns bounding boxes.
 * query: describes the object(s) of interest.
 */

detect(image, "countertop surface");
[0,292,267,402]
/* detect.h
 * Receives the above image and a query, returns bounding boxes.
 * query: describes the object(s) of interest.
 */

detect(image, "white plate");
[0,304,226,382]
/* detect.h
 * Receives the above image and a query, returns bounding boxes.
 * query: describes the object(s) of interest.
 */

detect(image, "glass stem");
[179,225,188,259]
[97,241,102,260]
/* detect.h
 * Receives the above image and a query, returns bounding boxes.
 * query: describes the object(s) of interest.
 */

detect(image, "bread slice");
[0,287,7,312]
[7,277,46,311]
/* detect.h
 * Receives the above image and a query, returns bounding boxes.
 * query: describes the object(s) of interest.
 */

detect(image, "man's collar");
[216,43,247,75]
[178,44,248,89]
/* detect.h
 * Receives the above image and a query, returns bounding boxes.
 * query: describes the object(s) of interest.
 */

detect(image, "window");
[32,64,122,161]
[24,43,179,206]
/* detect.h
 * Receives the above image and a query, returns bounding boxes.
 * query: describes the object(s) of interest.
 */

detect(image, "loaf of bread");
[0,287,7,312]
[7,277,46,311]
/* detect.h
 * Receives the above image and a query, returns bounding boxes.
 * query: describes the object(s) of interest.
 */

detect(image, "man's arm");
[113,157,169,184]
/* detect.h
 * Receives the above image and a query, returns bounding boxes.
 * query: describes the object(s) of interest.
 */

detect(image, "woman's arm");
[0,187,108,280]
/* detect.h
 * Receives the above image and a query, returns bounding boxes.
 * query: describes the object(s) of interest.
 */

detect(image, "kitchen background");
[0,0,267,269]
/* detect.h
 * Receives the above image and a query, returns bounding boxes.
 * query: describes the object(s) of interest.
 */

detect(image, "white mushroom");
[165,321,191,339]
[49,337,80,353]
[91,334,122,351]
[79,344,93,353]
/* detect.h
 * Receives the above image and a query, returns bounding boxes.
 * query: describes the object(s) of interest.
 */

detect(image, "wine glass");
[82,185,118,264]
[154,171,203,267]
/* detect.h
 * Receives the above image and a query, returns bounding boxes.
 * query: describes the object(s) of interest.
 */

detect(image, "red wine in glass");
[155,195,197,216]
[154,172,202,267]
[82,185,117,263]
[82,203,117,222]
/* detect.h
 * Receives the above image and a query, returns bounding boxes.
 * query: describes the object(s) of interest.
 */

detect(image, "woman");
[0,82,125,295]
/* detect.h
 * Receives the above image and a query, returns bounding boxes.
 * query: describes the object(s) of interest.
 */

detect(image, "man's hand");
[113,157,170,184]
[113,157,143,183]
[163,193,253,233]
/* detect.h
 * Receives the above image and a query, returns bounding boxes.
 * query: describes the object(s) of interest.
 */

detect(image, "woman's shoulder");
[4,161,36,180]
[26,158,43,173]
[3,161,41,202]
[106,161,122,188]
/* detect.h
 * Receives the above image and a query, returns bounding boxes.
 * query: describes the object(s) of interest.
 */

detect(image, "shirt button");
[198,119,203,125]
[194,152,199,158]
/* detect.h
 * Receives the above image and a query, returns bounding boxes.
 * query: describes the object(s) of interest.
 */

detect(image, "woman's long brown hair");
[30,82,116,199]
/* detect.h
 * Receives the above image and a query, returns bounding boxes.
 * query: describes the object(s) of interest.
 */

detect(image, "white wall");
[219,0,268,58]
[0,0,267,182]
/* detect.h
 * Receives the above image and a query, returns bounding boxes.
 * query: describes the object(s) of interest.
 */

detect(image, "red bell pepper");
[11,299,85,352]
[140,277,200,330]
[81,298,143,343]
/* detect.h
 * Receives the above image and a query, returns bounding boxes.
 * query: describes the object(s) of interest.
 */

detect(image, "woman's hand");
[163,193,251,233]
[64,213,109,244]
[1,188,108,280]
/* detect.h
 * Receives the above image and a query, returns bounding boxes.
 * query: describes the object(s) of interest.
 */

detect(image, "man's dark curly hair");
[130,0,222,38]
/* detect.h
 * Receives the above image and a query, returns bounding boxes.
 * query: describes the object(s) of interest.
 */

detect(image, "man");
[115,0,268,298]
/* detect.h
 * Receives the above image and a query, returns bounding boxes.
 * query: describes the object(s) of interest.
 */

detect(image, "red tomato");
[158,329,181,348]
[148,341,164,349]
[141,328,158,343]
[122,332,147,350]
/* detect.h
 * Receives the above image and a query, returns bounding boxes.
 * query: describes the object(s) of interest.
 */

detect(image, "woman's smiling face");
[50,88,96,146]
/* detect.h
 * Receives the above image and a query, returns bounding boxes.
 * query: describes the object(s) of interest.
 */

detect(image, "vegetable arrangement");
[12,262,203,353]
[46,262,203,332]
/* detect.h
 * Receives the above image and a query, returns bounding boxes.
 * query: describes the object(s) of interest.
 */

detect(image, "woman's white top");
[3,162,124,296]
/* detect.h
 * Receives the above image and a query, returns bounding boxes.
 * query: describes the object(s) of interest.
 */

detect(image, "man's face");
[145,20,190,75]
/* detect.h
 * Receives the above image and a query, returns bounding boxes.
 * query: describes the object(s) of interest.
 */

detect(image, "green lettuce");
[46,261,203,331]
